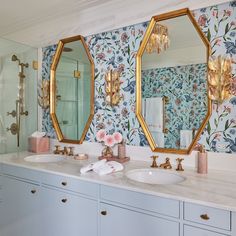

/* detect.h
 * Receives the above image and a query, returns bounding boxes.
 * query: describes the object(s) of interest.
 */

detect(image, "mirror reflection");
[138,11,210,152]
[50,36,94,143]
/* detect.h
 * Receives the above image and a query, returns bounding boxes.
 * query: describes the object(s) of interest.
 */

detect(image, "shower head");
[12,55,19,62]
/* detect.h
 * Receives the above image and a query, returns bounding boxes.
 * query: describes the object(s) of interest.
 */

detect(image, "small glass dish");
[74,153,88,160]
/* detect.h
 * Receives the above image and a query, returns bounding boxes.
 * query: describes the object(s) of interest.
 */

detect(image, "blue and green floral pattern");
[142,63,207,149]
[41,1,236,153]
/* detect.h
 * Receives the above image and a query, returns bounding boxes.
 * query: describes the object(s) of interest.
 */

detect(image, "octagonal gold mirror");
[50,35,94,144]
[136,8,211,154]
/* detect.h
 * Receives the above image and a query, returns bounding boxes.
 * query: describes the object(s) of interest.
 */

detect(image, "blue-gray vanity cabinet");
[41,185,98,236]
[100,203,179,236]
[100,185,180,236]
[0,175,41,236]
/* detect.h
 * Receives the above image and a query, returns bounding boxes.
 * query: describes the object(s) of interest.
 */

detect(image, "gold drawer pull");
[61,198,67,203]
[200,214,210,220]
[31,189,36,194]
[101,211,107,216]
[61,181,67,186]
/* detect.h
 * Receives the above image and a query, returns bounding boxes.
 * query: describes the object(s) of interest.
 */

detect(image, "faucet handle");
[63,146,69,155]
[150,155,159,168]
[53,145,61,154]
[68,147,74,156]
[176,158,184,171]
[7,110,17,117]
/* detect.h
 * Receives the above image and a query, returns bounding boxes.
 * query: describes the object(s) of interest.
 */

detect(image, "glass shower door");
[0,38,38,154]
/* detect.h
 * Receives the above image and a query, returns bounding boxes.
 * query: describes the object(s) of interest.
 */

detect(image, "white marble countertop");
[0,151,236,212]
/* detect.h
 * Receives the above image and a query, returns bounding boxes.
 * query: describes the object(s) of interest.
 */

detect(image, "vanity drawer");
[41,172,99,198]
[101,185,180,218]
[184,225,229,236]
[184,202,231,231]
[1,164,41,183]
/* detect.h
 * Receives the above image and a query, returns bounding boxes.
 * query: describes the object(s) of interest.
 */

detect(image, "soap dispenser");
[197,145,208,174]
[118,140,126,159]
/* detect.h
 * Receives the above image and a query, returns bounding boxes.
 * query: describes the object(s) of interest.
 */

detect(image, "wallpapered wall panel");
[42,1,236,153]
[142,63,207,149]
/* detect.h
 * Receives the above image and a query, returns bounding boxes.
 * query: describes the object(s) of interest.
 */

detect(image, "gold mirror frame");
[136,8,212,154]
[50,35,94,144]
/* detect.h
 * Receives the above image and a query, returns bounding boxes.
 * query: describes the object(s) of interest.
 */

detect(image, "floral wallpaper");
[42,1,236,154]
[194,2,236,153]
[142,63,207,149]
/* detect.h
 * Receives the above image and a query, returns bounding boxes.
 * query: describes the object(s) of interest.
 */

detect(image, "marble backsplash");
[41,1,236,154]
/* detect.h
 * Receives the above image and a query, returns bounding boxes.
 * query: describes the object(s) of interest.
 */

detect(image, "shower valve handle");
[6,123,18,135]
[7,110,17,117]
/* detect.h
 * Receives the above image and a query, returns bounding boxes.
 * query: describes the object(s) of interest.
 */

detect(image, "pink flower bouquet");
[96,129,122,147]
[96,130,123,158]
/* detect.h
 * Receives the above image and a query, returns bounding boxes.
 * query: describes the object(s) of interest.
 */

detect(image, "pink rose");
[198,14,207,27]
[113,132,122,144]
[121,32,128,42]
[96,129,106,142]
[104,135,115,147]
[97,53,105,60]
[224,10,231,17]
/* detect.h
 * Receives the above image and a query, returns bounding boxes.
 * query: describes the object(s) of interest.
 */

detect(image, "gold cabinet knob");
[61,181,67,186]
[101,211,107,216]
[200,214,210,220]
[31,189,36,194]
[61,198,67,203]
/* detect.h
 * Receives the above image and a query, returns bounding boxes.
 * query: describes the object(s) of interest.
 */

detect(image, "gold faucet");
[150,156,159,168]
[176,158,184,171]
[160,158,172,169]
[53,145,70,155]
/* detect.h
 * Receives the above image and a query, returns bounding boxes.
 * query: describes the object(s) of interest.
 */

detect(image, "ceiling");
[0,0,230,48]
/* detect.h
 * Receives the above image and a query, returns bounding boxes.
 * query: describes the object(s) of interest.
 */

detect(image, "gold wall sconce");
[105,69,121,106]
[208,55,233,103]
[38,80,50,109]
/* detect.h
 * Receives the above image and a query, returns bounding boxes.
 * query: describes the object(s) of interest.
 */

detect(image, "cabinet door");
[100,203,179,236]
[0,176,40,236]
[41,186,98,236]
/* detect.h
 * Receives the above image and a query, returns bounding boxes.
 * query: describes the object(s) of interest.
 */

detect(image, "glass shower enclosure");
[0,38,38,154]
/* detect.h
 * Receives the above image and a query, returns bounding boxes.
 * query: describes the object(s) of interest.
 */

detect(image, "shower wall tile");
[42,1,236,154]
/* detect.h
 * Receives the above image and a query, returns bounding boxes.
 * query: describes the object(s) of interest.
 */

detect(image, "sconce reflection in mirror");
[208,55,233,103]
[105,69,121,106]
[146,23,170,54]
[38,80,50,109]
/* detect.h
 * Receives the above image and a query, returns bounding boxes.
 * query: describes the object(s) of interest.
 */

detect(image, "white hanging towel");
[145,97,163,132]
[180,130,193,149]
[152,131,164,148]
[80,159,107,174]
[93,161,124,176]
[142,98,146,118]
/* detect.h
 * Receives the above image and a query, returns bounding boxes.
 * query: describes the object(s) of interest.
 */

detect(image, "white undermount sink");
[24,154,65,163]
[126,168,186,185]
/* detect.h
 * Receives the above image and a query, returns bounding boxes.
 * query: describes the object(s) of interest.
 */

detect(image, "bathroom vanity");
[0,152,235,236]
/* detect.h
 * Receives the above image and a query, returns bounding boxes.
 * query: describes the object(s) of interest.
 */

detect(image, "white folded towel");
[31,131,46,138]
[145,97,163,132]
[93,161,124,176]
[80,159,107,174]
